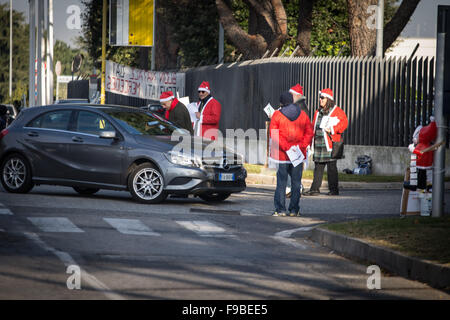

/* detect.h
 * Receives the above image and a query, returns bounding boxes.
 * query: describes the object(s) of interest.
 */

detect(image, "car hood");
[134,135,241,160]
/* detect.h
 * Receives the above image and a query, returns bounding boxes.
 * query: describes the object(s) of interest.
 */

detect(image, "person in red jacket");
[304,88,348,196]
[195,81,222,140]
[270,91,314,217]
[408,117,437,190]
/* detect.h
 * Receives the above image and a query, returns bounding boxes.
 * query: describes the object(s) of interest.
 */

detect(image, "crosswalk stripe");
[28,217,84,233]
[0,208,13,215]
[176,220,235,238]
[103,218,160,236]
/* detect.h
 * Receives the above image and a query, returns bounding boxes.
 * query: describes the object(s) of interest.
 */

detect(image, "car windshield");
[104,109,188,136]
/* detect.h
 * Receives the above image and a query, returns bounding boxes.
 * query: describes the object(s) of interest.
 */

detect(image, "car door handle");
[27,131,39,137]
[72,136,84,143]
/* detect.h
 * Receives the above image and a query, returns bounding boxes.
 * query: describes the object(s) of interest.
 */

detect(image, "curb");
[246,173,450,190]
[310,228,450,290]
[246,174,403,189]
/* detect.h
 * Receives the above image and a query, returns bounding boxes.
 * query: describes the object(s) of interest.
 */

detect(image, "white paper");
[264,103,275,118]
[186,102,199,126]
[320,116,340,130]
[286,145,305,167]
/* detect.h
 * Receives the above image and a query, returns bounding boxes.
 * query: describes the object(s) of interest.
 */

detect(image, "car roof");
[30,104,147,113]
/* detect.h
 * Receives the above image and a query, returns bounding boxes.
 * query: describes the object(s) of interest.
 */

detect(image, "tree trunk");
[347,0,377,57]
[383,0,421,52]
[154,4,179,70]
[296,0,314,56]
[216,0,287,60]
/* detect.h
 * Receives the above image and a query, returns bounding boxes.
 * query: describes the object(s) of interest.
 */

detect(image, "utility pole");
[9,0,12,99]
[46,0,54,104]
[29,0,35,107]
[376,0,384,58]
[151,0,156,71]
[218,23,224,64]
[100,0,107,104]
[432,8,448,217]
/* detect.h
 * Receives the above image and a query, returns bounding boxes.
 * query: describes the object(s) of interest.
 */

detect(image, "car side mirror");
[99,131,117,139]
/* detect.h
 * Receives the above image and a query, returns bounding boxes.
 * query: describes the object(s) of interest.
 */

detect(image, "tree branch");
[383,0,421,52]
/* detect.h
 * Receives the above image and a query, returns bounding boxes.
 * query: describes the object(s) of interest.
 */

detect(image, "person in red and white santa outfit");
[160,91,194,135]
[408,116,437,190]
[304,88,348,196]
[195,81,222,140]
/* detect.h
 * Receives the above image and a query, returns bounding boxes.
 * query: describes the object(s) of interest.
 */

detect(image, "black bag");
[331,139,344,159]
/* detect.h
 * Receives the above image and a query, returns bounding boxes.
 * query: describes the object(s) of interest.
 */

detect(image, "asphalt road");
[0,185,449,300]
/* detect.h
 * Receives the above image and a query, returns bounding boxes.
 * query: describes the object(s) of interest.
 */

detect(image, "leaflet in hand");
[320,116,340,130]
[264,103,275,118]
[286,145,305,167]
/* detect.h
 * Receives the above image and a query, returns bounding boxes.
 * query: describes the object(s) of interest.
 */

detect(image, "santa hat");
[319,88,334,100]
[160,91,174,102]
[289,84,303,95]
[419,118,437,144]
[198,81,211,94]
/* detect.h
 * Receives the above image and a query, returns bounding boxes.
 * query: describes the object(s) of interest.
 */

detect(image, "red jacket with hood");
[269,104,314,163]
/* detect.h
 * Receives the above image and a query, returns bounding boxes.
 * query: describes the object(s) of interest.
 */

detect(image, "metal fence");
[185,56,443,147]
[68,56,446,147]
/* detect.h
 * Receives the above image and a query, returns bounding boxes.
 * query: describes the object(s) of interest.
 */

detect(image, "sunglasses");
[319,96,326,100]
[198,91,207,94]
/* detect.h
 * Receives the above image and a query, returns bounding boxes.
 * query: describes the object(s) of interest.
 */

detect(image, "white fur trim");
[198,88,210,94]
[160,95,174,102]
[289,88,301,95]
[319,91,333,100]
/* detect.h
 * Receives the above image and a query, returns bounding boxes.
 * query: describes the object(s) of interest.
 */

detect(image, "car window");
[75,111,115,135]
[104,110,187,136]
[27,110,72,131]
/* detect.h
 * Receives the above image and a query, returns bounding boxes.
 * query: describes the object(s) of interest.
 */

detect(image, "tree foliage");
[77,0,140,70]
[0,4,29,104]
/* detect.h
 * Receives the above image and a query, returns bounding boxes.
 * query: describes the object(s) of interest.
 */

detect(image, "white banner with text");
[105,60,185,100]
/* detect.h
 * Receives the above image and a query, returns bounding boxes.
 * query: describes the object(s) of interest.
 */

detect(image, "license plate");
[218,173,235,181]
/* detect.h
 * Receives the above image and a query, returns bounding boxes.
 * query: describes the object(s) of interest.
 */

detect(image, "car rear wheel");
[199,192,231,202]
[128,163,167,204]
[73,187,100,195]
[1,154,34,193]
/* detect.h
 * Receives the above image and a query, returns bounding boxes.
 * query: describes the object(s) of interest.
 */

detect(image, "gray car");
[0,104,246,204]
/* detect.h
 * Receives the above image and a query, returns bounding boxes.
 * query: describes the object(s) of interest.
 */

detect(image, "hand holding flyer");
[264,103,275,118]
[286,145,305,167]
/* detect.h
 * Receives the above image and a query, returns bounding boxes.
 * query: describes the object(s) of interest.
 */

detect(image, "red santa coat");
[196,97,221,140]
[413,120,437,169]
[312,105,348,152]
[269,108,313,163]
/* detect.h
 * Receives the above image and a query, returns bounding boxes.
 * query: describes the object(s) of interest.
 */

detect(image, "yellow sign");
[128,0,154,46]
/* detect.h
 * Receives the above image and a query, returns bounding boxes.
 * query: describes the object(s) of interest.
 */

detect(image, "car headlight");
[165,151,201,168]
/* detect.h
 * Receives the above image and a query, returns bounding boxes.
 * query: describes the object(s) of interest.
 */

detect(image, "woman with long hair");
[304,88,348,196]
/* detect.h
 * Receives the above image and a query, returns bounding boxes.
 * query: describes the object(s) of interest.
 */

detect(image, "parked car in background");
[55,99,89,104]
[6,105,18,121]
[140,100,165,118]
[0,104,246,204]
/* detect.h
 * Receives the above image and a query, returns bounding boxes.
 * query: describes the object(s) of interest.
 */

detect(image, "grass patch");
[322,217,450,266]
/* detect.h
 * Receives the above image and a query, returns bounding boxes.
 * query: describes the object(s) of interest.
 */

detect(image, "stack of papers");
[264,103,275,118]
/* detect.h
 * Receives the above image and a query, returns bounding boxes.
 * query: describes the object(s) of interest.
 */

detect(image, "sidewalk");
[246,172,450,190]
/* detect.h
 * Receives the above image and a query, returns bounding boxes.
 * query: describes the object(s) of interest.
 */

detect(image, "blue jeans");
[274,162,304,213]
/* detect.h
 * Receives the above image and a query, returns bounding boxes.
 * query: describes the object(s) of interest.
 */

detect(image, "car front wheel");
[1,154,34,193]
[128,163,167,204]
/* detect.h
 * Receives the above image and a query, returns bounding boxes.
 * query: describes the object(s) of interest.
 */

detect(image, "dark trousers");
[310,161,339,193]
[274,163,303,213]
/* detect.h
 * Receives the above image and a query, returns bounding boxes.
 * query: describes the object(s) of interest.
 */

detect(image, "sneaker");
[327,191,339,196]
[272,211,286,217]
[303,190,320,196]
